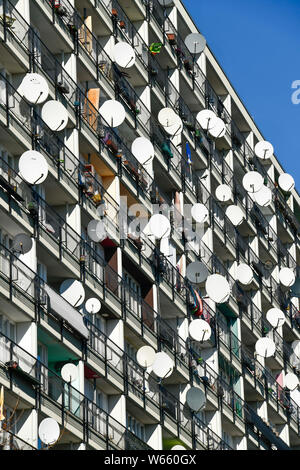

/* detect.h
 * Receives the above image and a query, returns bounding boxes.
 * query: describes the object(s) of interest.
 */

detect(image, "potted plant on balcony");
[27,201,38,216]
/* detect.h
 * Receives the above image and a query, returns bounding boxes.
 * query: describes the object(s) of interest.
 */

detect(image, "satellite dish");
[208,117,226,138]
[205,274,230,303]
[254,141,274,160]
[191,203,209,223]
[186,387,206,412]
[136,346,156,368]
[171,445,186,450]
[19,150,49,185]
[87,219,107,242]
[255,337,276,358]
[266,308,286,329]
[158,108,177,127]
[184,33,206,54]
[291,278,300,297]
[21,73,49,104]
[215,184,232,202]
[253,186,272,207]
[12,233,33,254]
[186,261,208,284]
[292,340,300,356]
[41,100,69,131]
[152,352,174,379]
[149,214,171,239]
[278,173,295,192]
[113,41,136,68]
[285,373,299,391]
[279,267,296,287]
[196,109,217,131]
[225,205,244,226]
[99,100,126,127]
[59,279,85,308]
[38,418,60,445]
[131,137,154,165]
[236,263,253,285]
[61,363,78,383]
[163,115,183,137]
[85,298,101,314]
[158,0,173,5]
[189,319,212,342]
[242,171,264,193]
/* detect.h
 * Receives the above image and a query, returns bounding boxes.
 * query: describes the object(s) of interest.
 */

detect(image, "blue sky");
[183,0,300,191]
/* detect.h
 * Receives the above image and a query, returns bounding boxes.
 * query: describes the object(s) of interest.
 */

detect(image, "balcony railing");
[0,330,151,450]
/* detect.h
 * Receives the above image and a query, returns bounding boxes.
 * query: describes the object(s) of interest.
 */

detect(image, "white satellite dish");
[254,141,274,160]
[185,33,206,54]
[285,373,299,391]
[12,233,33,254]
[205,274,230,303]
[236,263,253,285]
[149,214,171,239]
[41,100,69,131]
[19,150,49,185]
[131,137,154,165]
[292,340,300,356]
[171,445,186,450]
[152,352,174,378]
[279,267,296,287]
[136,346,156,368]
[189,319,212,342]
[99,100,126,127]
[38,418,60,445]
[158,0,173,5]
[255,337,276,358]
[278,173,295,192]
[163,115,183,137]
[85,298,101,314]
[208,117,226,138]
[158,108,177,127]
[186,387,206,412]
[196,109,217,131]
[191,203,209,223]
[186,261,208,284]
[215,184,232,202]
[225,205,244,226]
[61,363,78,383]
[59,279,85,308]
[242,171,264,193]
[253,186,272,207]
[21,73,49,104]
[266,308,286,329]
[113,41,136,68]
[87,219,107,242]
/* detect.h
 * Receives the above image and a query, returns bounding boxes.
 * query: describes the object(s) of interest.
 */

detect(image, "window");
[0,314,16,364]
[37,343,48,393]
[126,413,145,441]
[125,342,143,389]
[124,271,141,316]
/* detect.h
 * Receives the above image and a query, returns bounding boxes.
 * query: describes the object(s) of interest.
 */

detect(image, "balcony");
[0,331,152,450]
[0,428,36,450]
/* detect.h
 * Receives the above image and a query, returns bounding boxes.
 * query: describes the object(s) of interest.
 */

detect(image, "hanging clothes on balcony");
[188,285,203,316]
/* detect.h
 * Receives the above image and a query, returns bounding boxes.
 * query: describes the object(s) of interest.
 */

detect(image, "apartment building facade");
[0,0,299,451]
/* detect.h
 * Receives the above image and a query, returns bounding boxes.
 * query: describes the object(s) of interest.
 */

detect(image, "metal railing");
[0,330,151,450]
